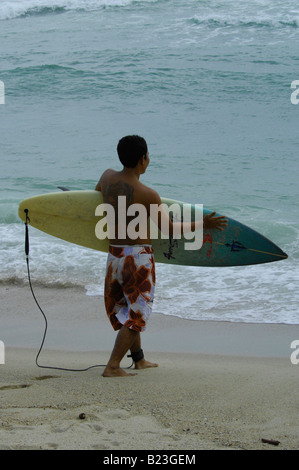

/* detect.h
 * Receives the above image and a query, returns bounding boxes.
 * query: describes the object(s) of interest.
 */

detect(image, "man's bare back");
[95,152,160,246]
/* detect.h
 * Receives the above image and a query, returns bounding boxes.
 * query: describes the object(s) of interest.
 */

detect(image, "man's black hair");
[117,135,148,168]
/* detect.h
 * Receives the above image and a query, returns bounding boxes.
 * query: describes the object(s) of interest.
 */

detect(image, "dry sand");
[1,284,298,450]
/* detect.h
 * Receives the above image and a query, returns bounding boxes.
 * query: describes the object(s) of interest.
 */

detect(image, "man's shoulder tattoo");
[104,181,135,208]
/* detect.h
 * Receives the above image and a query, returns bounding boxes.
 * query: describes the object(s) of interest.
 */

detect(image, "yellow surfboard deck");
[18,190,287,266]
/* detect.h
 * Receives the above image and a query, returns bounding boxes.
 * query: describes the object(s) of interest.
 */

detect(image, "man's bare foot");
[134,359,158,370]
[102,366,137,377]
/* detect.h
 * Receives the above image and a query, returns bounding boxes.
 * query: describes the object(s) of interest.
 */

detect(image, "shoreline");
[1,283,298,357]
[1,284,299,450]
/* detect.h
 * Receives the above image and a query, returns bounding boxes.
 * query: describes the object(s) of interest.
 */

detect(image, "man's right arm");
[147,189,227,236]
[147,189,184,237]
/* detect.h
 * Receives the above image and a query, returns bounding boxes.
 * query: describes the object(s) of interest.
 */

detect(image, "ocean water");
[1,0,298,324]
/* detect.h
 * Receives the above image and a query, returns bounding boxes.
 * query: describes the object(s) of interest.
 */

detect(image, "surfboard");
[18,190,288,267]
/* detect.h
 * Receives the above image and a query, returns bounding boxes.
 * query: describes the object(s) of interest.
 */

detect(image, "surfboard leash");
[23,209,134,373]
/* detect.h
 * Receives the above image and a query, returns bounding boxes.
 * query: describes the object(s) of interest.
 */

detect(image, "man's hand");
[203,212,228,231]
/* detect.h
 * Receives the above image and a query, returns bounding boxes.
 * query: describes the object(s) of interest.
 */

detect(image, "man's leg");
[130,333,158,370]
[103,326,138,377]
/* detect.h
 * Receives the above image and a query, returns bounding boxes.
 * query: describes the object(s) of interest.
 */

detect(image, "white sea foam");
[2,223,297,324]
[153,262,299,324]
[0,0,148,20]
[0,223,107,288]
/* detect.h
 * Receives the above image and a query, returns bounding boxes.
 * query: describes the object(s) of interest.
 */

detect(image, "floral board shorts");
[104,245,156,332]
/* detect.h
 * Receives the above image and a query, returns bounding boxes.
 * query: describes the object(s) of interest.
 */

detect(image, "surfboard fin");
[57,186,70,191]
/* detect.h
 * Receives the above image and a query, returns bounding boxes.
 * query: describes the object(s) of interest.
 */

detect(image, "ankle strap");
[127,349,144,363]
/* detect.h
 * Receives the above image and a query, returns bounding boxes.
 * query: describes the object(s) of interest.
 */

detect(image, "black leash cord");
[24,209,133,372]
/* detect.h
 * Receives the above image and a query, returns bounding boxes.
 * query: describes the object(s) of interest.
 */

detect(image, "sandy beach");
[1,284,298,450]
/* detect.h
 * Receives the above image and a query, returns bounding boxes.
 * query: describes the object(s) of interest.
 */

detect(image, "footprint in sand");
[0,384,31,391]
[0,376,60,391]
[32,375,60,381]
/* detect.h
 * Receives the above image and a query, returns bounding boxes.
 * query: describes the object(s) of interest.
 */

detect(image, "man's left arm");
[95,169,115,191]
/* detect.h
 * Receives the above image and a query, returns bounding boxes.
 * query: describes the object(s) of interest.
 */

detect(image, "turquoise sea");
[1,0,298,324]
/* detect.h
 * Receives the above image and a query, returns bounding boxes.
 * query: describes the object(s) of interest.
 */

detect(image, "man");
[95,135,227,377]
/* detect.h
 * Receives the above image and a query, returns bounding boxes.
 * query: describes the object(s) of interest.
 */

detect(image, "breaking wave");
[0,0,156,20]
